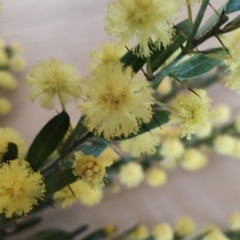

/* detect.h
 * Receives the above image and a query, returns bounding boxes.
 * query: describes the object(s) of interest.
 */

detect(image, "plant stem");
[186,0,193,28]
[146,57,153,78]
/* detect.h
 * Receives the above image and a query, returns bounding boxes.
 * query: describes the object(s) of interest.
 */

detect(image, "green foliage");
[171,49,226,79]
[44,168,77,196]
[2,143,18,162]
[111,224,139,240]
[25,225,88,240]
[26,111,70,171]
[225,0,240,14]
[82,228,111,240]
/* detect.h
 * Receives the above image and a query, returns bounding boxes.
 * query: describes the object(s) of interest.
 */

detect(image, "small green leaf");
[25,230,71,240]
[45,168,77,196]
[120,47,146,73]
[26,111,70,171]
[225,0,240,14]
[62,116,89,154]
[78,137,108,157]
[2,143,18,162]
[186,0,210,47]
[151,19,191,72]
[171,48,225,79]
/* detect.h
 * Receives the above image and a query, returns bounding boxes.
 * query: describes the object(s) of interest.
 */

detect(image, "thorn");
[13,220,18,228]
[208,2,220,17]
[187,87,201,98]
[68,185,77,200]
[42,199,56,209]
[109,144,125,159]
[142,125,153,135]
[153,115,162,130]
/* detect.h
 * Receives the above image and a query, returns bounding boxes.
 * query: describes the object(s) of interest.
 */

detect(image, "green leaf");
[45,168,77,196]
[186,0,210,47]
[225,0,240,14]
[62,116,89,154]
[195,4,226,40]
[111,224,139,240]
[25,230,71,240]
[26,111,70,171]
[224,230,240,240]
[82,228,109,240]
[171,48,225,79]
[78,137,108,157]
[222,13,240,33]
[150,19,191,72]
[120,47,146,73]
[2,143,18,162]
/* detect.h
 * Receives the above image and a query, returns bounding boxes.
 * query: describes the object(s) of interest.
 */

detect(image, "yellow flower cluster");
[105,0,181,57]
[131,225,149,240]
[89,42,126,71]
[169,89,214,140]
[72,151,113,188]
[119,129,161,157]
[0,159,45,218]
[146,168,167,188]
[0,98,11,115]
[152,223,173,240]
[82,62,154,139]
[26,58,82,110]
[53,180,103,208]
[119,162,144,188]
[175,216,195,236]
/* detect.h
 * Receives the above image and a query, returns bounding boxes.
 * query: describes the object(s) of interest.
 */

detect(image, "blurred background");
[1,0,240,239]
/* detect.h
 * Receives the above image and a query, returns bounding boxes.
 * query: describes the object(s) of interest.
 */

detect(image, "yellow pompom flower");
[0,98,11,115]
[26,58,82,110]
[225,62,240,94]
[82,62,154,140]
[213,135,235,156]
[72,151,113,188]
[227,29,240,59]
[105,0,181,57]
[232,140,240,158]
[90,42,126,71]
[53,180,103,208]
[10,41,22,54]
[146,168,167,188]
[53,181,82,208]
[131,224,149,240]
[78,181,103,207]
[119,131,161,157]
[0,71,18,90]
[175,216,196,237]
[180,148,207,171]
[0,127,27,160]
[169,89,213,140]
[0,159,45,218]
[0,49,8,66]
[234,112,240,133]
[159,125,181,138]
[160,137,184,161]
[195,122,212,139]
[156,76,172,96]
[119,162,144,188]
[213,104,231,125]
[10,55,26,72]
[152,223,173,240]
[229,212,240,230]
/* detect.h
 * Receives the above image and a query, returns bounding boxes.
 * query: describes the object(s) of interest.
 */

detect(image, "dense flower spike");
[169,89,214,139]
[0,71,18,90]
[72,151,113,188]
[0,127,27,160]
[53,180,103,208]
[26,58,82,109]
[214,135,236,156]
[119,162,144,188]
[105,0,181,57]
[82,62,154,139]
[119,130,161,157]
[0,159,45,218]
[89,42,126,71]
